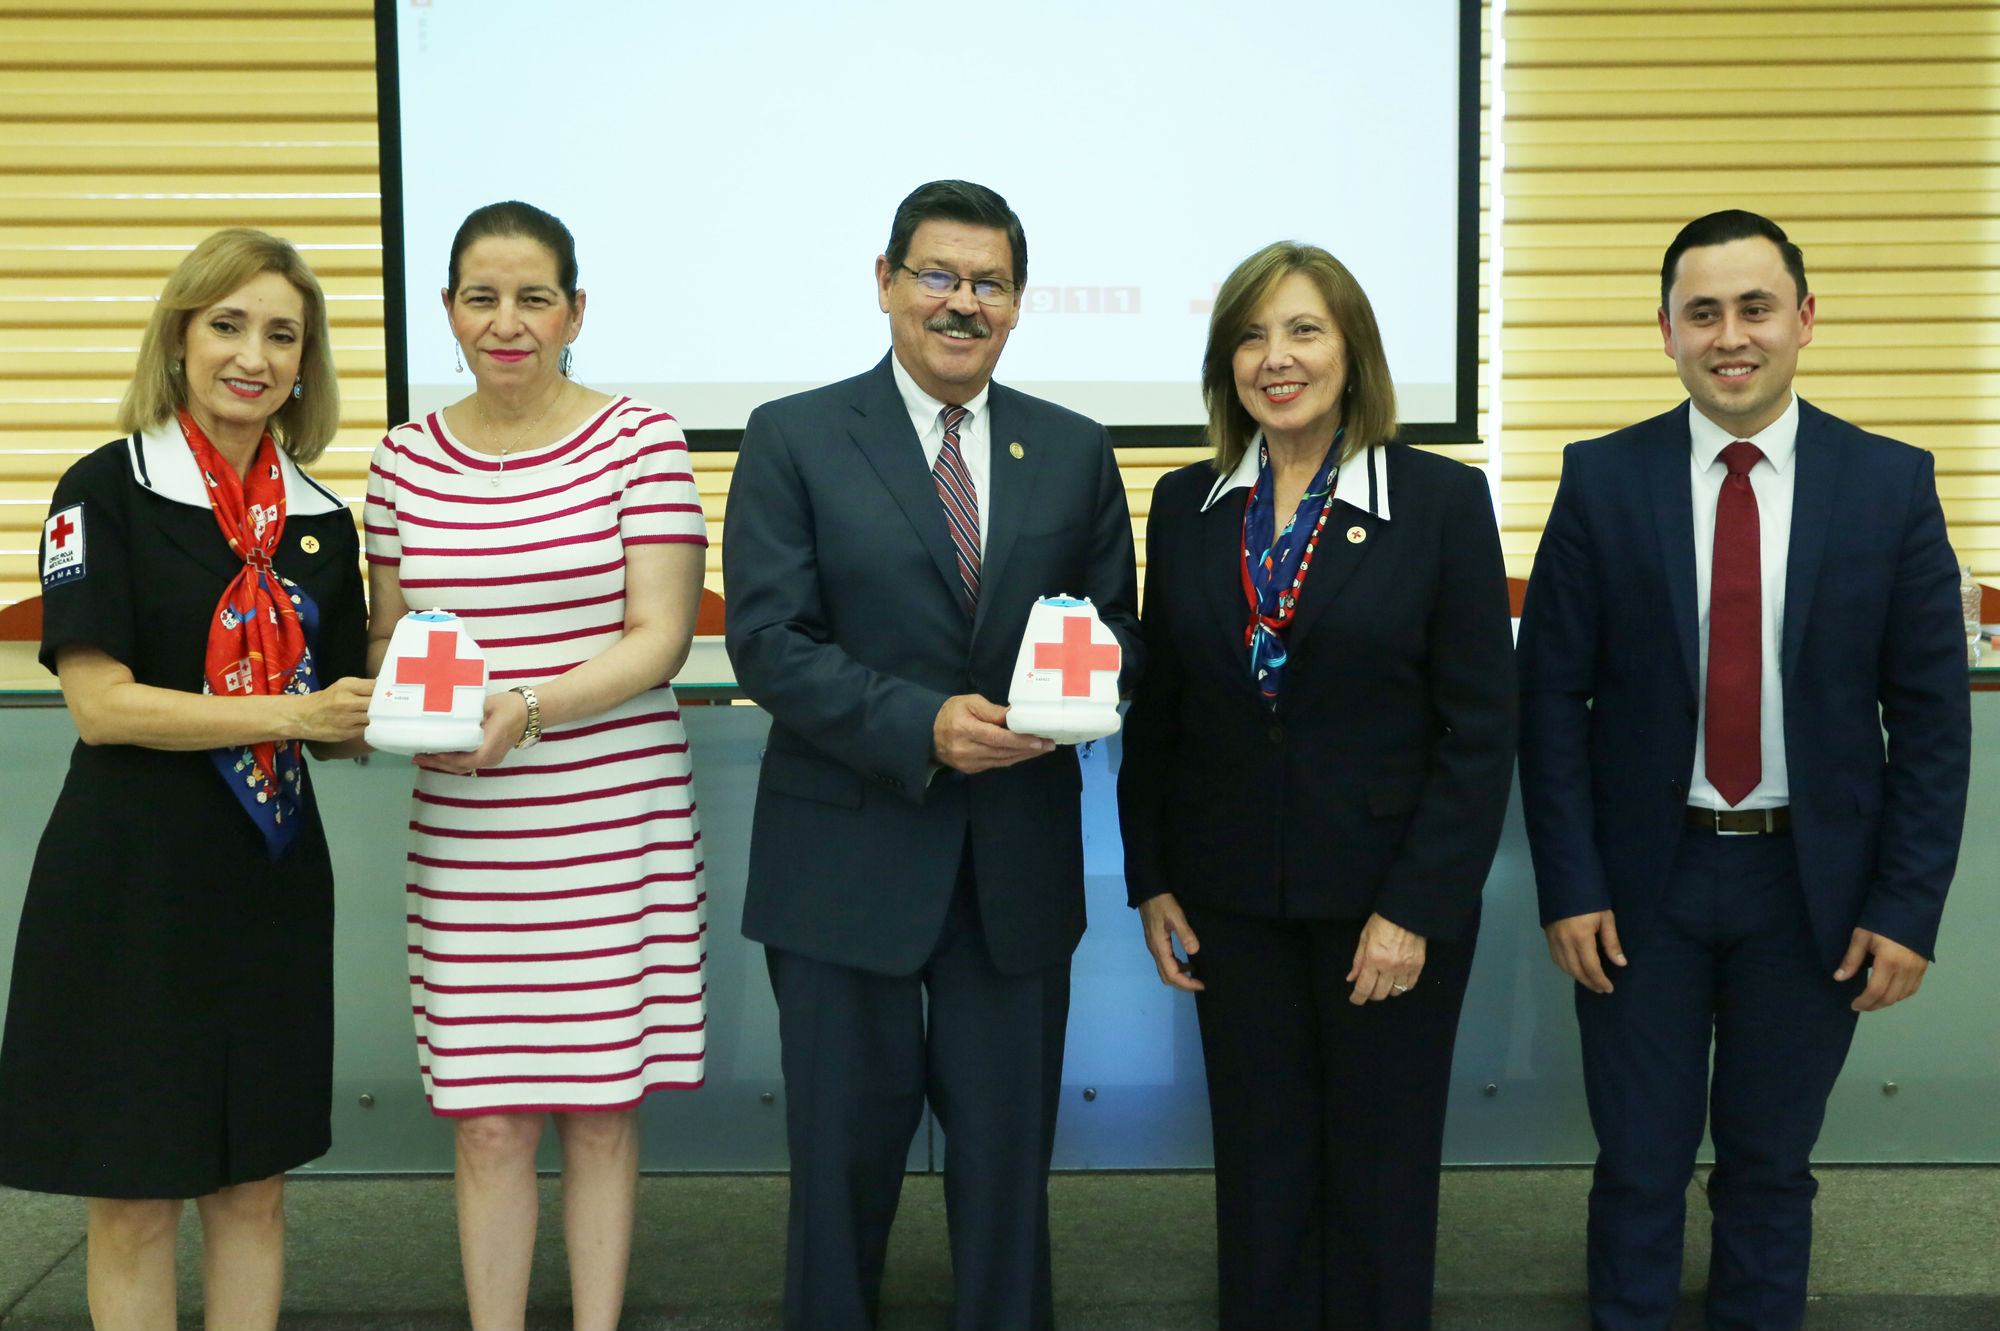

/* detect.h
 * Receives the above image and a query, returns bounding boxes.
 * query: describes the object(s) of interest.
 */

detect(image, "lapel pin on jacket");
[1009,441,1025,459]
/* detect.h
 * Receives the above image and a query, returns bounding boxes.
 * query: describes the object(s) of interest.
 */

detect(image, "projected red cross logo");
[49,513,76,549]
[397,630,482,712]
[1034,616,1119,697]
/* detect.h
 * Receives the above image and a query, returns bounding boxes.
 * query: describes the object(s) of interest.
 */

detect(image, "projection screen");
[375,0,1479,445]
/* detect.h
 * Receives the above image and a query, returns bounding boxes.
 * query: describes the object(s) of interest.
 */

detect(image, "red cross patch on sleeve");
[41,504,86,588]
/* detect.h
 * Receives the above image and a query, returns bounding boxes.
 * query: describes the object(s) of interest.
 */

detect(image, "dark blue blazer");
[1517,399,1971,965]
[1118,444,1516,941]
[723,354,1142,977]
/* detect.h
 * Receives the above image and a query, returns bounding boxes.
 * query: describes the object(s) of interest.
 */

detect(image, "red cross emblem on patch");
[41,504,87,588]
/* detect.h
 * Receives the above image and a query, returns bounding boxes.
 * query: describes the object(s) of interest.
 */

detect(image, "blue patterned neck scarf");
[205,581,323,860]
[1241,430,1342,709]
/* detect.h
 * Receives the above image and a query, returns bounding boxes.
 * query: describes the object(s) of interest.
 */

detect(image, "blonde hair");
[118,227,340,463]
[1201,241,1397,475]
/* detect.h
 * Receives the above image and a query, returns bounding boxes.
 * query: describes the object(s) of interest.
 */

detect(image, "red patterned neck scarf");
[179,407,314,858]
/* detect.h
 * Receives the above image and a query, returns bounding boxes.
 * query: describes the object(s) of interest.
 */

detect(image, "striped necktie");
[934,404,980,612]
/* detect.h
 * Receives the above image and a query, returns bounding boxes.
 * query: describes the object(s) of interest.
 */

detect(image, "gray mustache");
[926,311,990,339]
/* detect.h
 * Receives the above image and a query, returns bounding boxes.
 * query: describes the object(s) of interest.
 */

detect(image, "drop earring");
[560,344,574,377]
[293,377,304,400]
[454,344,464,373]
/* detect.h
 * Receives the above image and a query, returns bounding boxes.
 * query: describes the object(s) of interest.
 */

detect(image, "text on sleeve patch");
[41,504,86,588]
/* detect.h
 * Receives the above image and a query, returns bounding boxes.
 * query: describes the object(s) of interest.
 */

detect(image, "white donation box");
[366,610,489,755]
[1005,594,1123,746]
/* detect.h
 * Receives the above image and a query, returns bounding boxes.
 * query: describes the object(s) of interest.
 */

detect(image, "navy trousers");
[765,861,1069,1331]
[1182,902,1479,1331]
[1576,826,1862,1331]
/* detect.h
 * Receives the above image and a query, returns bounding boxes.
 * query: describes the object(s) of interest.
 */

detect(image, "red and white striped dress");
[364,397,708,1114]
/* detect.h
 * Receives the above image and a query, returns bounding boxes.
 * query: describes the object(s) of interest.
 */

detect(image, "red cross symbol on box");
[49,513,76,549]
[1034,615,1120,697]
[396,629,483,712]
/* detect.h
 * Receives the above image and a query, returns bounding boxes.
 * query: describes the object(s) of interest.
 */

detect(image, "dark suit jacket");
[1517,399,1971,965]
[723,353,1142,977]
[1117,444,1517,941]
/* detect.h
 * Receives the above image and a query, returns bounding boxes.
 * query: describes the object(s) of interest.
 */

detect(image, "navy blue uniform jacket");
[1118,444,1516,940]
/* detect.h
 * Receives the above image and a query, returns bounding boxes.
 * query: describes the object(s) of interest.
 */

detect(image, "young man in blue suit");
[1517,210,1970,1330]
[722,180,1141,1330]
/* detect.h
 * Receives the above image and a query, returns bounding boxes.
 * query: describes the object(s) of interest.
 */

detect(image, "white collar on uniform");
[1200,431,1392,519]
[126,418,347,516]
[890,349,991,439]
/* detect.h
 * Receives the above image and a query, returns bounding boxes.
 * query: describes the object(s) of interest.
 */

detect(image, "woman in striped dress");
[364,201,708,1331]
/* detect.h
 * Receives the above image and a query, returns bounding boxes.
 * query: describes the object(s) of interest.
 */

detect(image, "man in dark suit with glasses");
[724,179,1142,1330]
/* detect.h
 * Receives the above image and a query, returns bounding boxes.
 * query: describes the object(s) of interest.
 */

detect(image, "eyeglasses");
[899,265,1017,307]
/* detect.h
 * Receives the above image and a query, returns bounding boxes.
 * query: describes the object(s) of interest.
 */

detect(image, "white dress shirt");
[1687,393,1797,812]
[890,352,991,553]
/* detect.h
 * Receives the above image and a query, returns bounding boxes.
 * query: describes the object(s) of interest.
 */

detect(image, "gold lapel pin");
[1009,441,1025,459]
[1346,526,1367,544]
[300,535,321,554]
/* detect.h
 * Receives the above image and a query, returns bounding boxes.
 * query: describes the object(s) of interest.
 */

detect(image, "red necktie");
[933,405,980,612]
[1706,441,1763,806]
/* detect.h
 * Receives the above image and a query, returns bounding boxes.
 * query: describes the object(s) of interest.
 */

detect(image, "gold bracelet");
[509,685,542,748]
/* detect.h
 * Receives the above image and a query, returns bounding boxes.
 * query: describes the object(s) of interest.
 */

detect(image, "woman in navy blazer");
[1117,242,1516,1330]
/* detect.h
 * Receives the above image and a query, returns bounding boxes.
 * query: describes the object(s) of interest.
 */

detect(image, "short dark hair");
[884,180,1027,290]
[1661,209,1807,312]
[447,200,579,302]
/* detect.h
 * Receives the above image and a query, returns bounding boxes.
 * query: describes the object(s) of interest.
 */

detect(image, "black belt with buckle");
[1685,805,1791,834]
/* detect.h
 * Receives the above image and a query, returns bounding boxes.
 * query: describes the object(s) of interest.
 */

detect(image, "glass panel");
[3,695,1995,1170]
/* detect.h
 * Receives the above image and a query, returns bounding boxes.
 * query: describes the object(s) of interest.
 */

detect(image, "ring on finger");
[1392,982,1411,994]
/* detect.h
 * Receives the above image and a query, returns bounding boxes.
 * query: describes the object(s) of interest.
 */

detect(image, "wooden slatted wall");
[1499,0,2000,581]
[0,0,388,611]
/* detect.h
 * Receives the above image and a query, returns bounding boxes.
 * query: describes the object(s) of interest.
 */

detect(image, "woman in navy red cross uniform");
[1117,242,1517,1330]
[0,229,372,1330]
